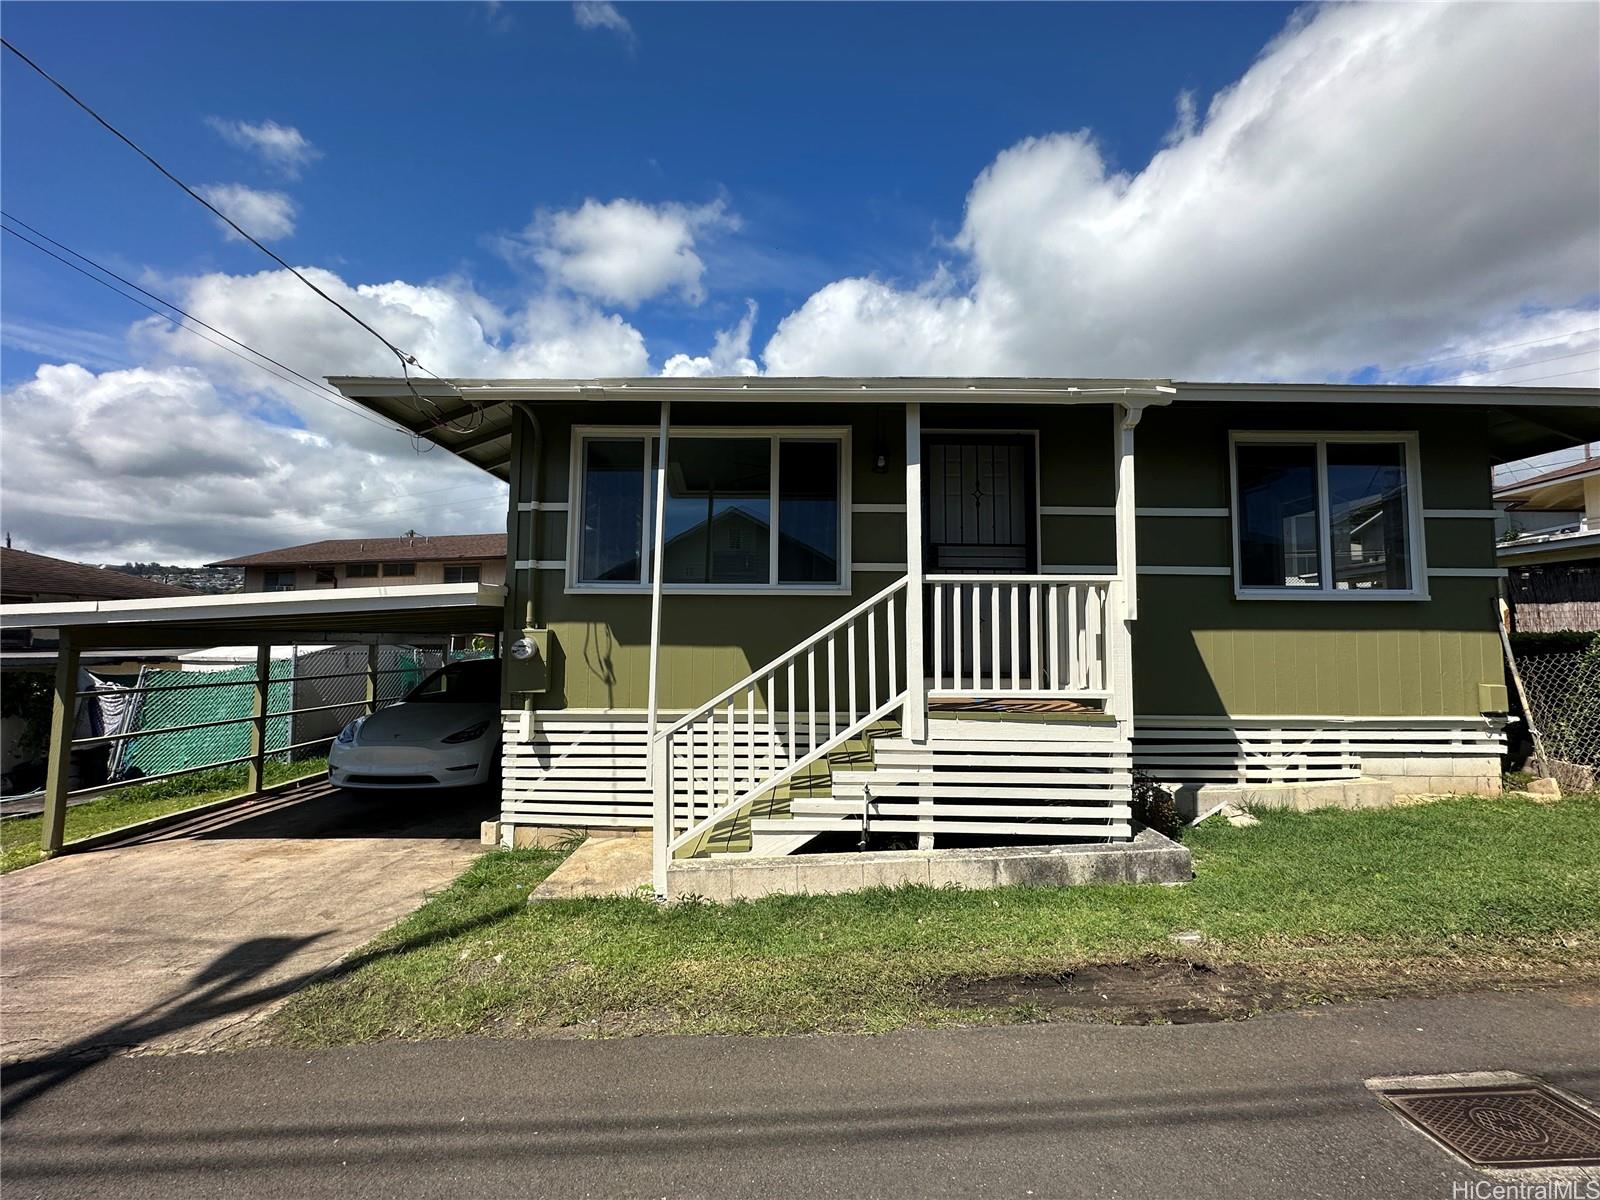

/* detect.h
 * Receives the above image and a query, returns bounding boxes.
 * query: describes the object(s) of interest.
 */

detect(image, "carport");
[0,582,505,856]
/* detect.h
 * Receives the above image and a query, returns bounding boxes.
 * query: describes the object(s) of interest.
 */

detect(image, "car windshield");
[405,659,500,704]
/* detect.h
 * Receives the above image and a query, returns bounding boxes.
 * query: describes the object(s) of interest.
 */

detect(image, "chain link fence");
[1518,635,1600,785]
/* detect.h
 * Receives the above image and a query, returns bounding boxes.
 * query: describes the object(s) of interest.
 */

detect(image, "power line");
[1,210,398,420]
[1473,367,1600,387]
[1431,347,1600,386]
[1383,323,1600,377]
[0,36,482,436]
[1,221,402,435]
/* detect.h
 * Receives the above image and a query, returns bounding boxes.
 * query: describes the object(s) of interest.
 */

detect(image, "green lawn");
[271,792,1600,1046]
[0,757,328,874]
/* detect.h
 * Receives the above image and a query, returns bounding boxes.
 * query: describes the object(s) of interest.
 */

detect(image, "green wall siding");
[502,398,1504,718]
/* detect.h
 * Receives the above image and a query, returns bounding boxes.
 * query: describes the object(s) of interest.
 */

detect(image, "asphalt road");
[3,985,1598,1199]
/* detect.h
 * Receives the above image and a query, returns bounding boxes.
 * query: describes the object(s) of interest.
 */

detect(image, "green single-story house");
[330,376,1600,895]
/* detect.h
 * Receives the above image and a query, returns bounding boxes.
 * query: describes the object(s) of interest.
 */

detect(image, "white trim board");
[516,500,570,512]
[1427,567,1507,578]
[1422,509,1501,519]
[1040,505,1114,517]
[1137,565,1231,576]
[853,561,909,573]
[1135,507,1230,518]
[851,503,906,514]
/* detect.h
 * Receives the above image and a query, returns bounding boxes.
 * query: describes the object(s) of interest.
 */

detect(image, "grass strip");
[272,791,1600,1045]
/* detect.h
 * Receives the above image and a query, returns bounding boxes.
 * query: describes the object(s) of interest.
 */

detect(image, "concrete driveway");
[0,783,489,1064]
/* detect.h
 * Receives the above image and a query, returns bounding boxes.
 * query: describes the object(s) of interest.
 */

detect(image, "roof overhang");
[327,375,1600,480]
[327,376,1179,481]
[1497,529,1600,567]
[1494,460,1600,509]
[0,583,506,650]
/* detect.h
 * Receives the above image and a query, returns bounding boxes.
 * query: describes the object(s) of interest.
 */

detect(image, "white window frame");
[566,425,853,596]
[1229,430,1428,601]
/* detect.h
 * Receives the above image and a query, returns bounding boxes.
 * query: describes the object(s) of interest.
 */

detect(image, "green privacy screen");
[119,650,439,778]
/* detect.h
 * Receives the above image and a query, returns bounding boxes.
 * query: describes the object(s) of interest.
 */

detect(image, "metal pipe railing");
[75,664,416,699]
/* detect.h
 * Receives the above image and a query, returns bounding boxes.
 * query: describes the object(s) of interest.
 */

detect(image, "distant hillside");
[110,563,243,595]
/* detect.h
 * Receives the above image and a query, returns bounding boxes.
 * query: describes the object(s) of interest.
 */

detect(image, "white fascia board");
[1172,382,1600,407]
[329,377,1180,405]
[0,582,506,630]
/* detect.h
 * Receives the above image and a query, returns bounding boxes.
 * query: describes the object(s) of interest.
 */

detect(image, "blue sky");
[1,1,1292,380]
[1,2,1596,562]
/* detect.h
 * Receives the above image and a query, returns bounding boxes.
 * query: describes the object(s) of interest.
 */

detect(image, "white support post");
[647,401,671,895]
[903,401,926,743]
[904,402,931,850]
[1110,403,1142,728]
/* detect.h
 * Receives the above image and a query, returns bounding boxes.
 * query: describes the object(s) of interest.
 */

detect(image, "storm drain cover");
[1378,1083,1600,1169]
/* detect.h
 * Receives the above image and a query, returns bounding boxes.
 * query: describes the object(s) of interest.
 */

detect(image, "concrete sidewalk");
[3,985,1597,1198]
[1,788,485,1063]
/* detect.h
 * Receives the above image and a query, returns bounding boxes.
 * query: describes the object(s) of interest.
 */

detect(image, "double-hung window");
[1231,433,1423,598]
[571,429,847,591]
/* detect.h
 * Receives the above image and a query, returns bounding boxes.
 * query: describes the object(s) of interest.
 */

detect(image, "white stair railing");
[926,574,1114,699]
[652,577,908,889]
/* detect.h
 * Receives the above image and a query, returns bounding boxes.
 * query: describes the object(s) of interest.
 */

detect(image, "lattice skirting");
[503,711,1509,830]
[502,712,832,831]
[1132,715,1507,788]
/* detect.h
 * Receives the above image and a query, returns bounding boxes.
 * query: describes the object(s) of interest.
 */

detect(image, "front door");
[924,434,1038,687]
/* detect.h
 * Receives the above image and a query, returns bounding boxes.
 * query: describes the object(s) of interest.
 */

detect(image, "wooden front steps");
[675,722,900,860]
[681,713,1134,861]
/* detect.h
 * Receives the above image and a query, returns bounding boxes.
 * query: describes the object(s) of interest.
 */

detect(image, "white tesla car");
[329,658,500,790]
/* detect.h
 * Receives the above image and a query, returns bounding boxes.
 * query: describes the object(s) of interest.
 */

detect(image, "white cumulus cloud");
[762,2,1600,382]
[573,1,633,44]
[196,183,298,243]
[661,301,760,377]
[205,117,322,177]
[506,198,735,309]
[0,362,506,564]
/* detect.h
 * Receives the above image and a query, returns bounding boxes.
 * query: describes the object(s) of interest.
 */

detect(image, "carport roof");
[0,582,506,649]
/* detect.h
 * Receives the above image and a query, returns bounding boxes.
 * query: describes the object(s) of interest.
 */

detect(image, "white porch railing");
[652,577,909,888]
[926,574,1115,699]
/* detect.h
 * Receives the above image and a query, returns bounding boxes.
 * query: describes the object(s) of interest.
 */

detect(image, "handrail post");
[246,643,271,794]
[651,735,671,897]
[904,401,926,742]
[39,632,79,856]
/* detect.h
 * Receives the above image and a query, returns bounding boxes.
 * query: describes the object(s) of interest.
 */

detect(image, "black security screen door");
[923,435,1038,574]
[923,434,1038,688]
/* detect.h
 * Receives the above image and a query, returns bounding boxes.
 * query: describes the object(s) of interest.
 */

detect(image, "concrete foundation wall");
[1359,752,1502,797]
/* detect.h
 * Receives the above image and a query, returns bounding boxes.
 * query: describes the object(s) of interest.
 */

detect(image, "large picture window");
[572,429,847,591]
[1232,433,1422,597]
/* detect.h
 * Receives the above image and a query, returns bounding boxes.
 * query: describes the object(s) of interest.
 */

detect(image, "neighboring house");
[329,375,1600,896]
[0,547,197,794]
[210,533,507,593]
[1495,454,1600,633]
[0,546,200,607]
